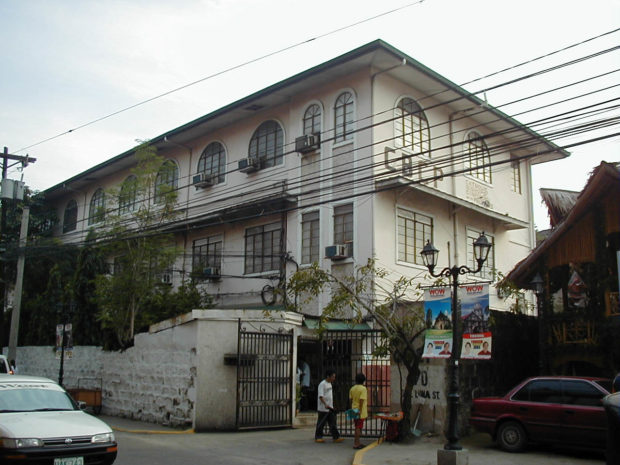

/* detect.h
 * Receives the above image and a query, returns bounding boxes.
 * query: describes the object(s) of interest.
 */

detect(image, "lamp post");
[531,273,544,375]
[420,232,492,451]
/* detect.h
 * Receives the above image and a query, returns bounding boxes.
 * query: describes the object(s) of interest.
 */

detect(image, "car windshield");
[595,379,612,393]
[0,384,76,412]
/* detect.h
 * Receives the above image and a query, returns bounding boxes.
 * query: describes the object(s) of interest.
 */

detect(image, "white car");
[0,375,117,465]
[0,356,13,374]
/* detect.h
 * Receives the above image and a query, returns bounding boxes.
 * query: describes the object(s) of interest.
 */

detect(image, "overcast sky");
[1,0,618,230]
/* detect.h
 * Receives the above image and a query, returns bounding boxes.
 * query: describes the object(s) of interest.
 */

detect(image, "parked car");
[0,356,13,374]
[0,374,117,464]
[470,375,611,452]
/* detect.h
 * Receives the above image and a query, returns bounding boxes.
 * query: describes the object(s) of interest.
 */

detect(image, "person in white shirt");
[314,370,343,443]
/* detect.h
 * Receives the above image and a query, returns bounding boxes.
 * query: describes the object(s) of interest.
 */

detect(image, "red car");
[470,376,611,452]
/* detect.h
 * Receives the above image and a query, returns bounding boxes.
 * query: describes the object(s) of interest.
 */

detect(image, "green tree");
[287,259,427,441]
[93,142,180,349]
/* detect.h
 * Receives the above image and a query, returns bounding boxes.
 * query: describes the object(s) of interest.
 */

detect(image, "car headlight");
[91,432,115,444]
[1,438,43,448]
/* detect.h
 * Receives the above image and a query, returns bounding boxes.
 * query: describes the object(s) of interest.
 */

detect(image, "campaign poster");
[55,324,73,359]
[460,284,490,335]
[423,287,452,330]
[423,329,453,359]
[461,332,492,360]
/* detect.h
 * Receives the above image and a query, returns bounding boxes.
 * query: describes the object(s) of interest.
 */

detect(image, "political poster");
[55,323,73,359]
[461,332,492,360]
[422,287,452,359]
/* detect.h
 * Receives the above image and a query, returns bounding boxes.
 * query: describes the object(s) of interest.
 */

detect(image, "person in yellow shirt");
[349,373,368,449]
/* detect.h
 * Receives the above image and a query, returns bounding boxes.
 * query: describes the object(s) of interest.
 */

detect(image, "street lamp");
[531,273,545,375]
[420,232,492,451]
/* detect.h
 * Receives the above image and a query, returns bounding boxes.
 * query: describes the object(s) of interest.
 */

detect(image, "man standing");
[349,373,368,449]
[315,370,343,443]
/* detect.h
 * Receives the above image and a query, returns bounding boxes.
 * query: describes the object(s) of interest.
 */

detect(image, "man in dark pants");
[314,370,343,443]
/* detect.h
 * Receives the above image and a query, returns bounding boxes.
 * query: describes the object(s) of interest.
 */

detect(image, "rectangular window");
[193,235,223,274]
[333,204,353,254]
[397,208,433,265]
[301,211,320,264]
[467,228,495,280]
[511,159,522,194]
[245,222,282,274]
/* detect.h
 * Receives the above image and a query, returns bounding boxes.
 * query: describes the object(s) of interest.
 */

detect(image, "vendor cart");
[67,378,102,414]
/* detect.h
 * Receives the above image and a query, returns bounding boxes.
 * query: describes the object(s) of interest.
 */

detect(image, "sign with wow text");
[459,284,492,360]
[422,287,452,359]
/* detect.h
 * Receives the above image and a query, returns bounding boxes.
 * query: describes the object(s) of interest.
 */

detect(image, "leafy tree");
[287,259,427,441]
[93,142,180,349]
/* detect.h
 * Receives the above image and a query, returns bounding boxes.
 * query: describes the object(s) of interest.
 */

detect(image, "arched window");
[88,188,105,225]
[63,199,78,233]
[465,131,492,183]
[248,120,284,169]
[395,97,430,156]
[154,160,178,204]
[303,104,322,136]
[198,142,226,184]
[334,91,354,142]
[119,175,138,214]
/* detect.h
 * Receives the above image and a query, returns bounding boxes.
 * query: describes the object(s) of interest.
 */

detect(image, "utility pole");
[0,147,36,350]
[7,206,29,362]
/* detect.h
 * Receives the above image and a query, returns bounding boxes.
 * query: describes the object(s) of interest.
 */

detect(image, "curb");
[112,426,195,435]
[352,438,383,465]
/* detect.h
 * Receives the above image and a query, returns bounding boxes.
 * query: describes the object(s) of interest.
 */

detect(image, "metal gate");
[235,320,294,430]
[321,329,391,438]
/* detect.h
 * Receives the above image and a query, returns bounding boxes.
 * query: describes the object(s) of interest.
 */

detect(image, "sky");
[1,0,619,230]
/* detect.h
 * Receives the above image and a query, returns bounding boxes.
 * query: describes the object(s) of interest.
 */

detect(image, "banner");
[55,324,73,359]
[461,332,492,360]
[422,287,452,359]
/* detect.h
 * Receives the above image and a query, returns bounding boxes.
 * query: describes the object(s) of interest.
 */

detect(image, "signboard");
[460,284,492,359]
[422,287,452,359]
[55,324,73,359]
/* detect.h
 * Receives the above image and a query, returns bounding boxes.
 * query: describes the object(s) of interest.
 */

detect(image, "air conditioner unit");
[203,267,221,279]
[193,173,214,188]
[325,244,349,260]
[238,157,259,173]
[160,271,173,285]
[295,133,321,154]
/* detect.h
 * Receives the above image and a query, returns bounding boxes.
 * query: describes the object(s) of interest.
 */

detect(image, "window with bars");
[193,235,223,274]
[394,97,430,156]
[119,175,138,214]
[63,199,78,233]
[397,208,433,265]
[154,160,179,204]
[88,188,105,225]
[303,104,322,136]
[511,158,522,194]
[198,142,226,184]
[245,222,282,274]
[467,228,495,279]
[249,120,284,169]
[334,92,354,143]
[464,132,492,183]
[301,211,320,264]
[333,204,353,254]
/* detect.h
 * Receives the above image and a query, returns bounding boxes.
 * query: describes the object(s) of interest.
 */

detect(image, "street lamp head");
[473,232,492,267]
[420,240,439,272]
[531,272,544,295]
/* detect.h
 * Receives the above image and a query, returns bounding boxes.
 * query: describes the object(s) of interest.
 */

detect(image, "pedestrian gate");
[321,329,391,438]
[235,320,294,430]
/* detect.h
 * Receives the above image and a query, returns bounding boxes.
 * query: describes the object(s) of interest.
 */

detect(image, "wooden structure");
[506,162,620,375]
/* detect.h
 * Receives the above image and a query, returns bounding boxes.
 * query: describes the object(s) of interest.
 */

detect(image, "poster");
[55,324,73,359]
[461,332,492,360]
[422,287,452,359]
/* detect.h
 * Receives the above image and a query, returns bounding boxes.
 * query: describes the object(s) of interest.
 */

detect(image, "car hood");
[0,411,113,438]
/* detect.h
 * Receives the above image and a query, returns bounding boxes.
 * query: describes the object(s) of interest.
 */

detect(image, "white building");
[45,39,567,315]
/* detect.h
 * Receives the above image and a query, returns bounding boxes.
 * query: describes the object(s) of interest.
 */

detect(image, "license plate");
[54,457,84,465]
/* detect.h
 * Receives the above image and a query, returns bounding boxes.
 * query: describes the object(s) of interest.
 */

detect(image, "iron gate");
[236,320,294,430]
[321,329,391,438]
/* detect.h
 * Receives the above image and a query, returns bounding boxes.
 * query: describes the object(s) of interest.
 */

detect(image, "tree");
[287,259,427,441]
[93,142,180,349]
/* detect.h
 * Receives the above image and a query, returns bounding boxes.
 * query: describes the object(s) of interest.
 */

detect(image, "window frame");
[154,159,179,204]
[198,142,226,185]
[334,91,355,143]
[394,97,430,157]
[119,175,138,214]
[464,131,492,184]
[333,203,353,256]
[303,103,322,137]
[511,158,522,194]
[248,120,284,169]
[192,234,223,275]
[396,207,433,266]
[301,210,320,265]
[244,222,282,275]
[63,199,78,233]
[88,188,105,225]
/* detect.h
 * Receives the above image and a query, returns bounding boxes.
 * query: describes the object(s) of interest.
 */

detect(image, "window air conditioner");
[325,244,349,260]
[295,133,321,154]
[160,272,173,285]
[203,267,221,279]
[238,157,259,173]
[193,173,214,188]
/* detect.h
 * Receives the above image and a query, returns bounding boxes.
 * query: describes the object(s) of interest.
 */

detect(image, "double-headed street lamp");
[420,232,492,451]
